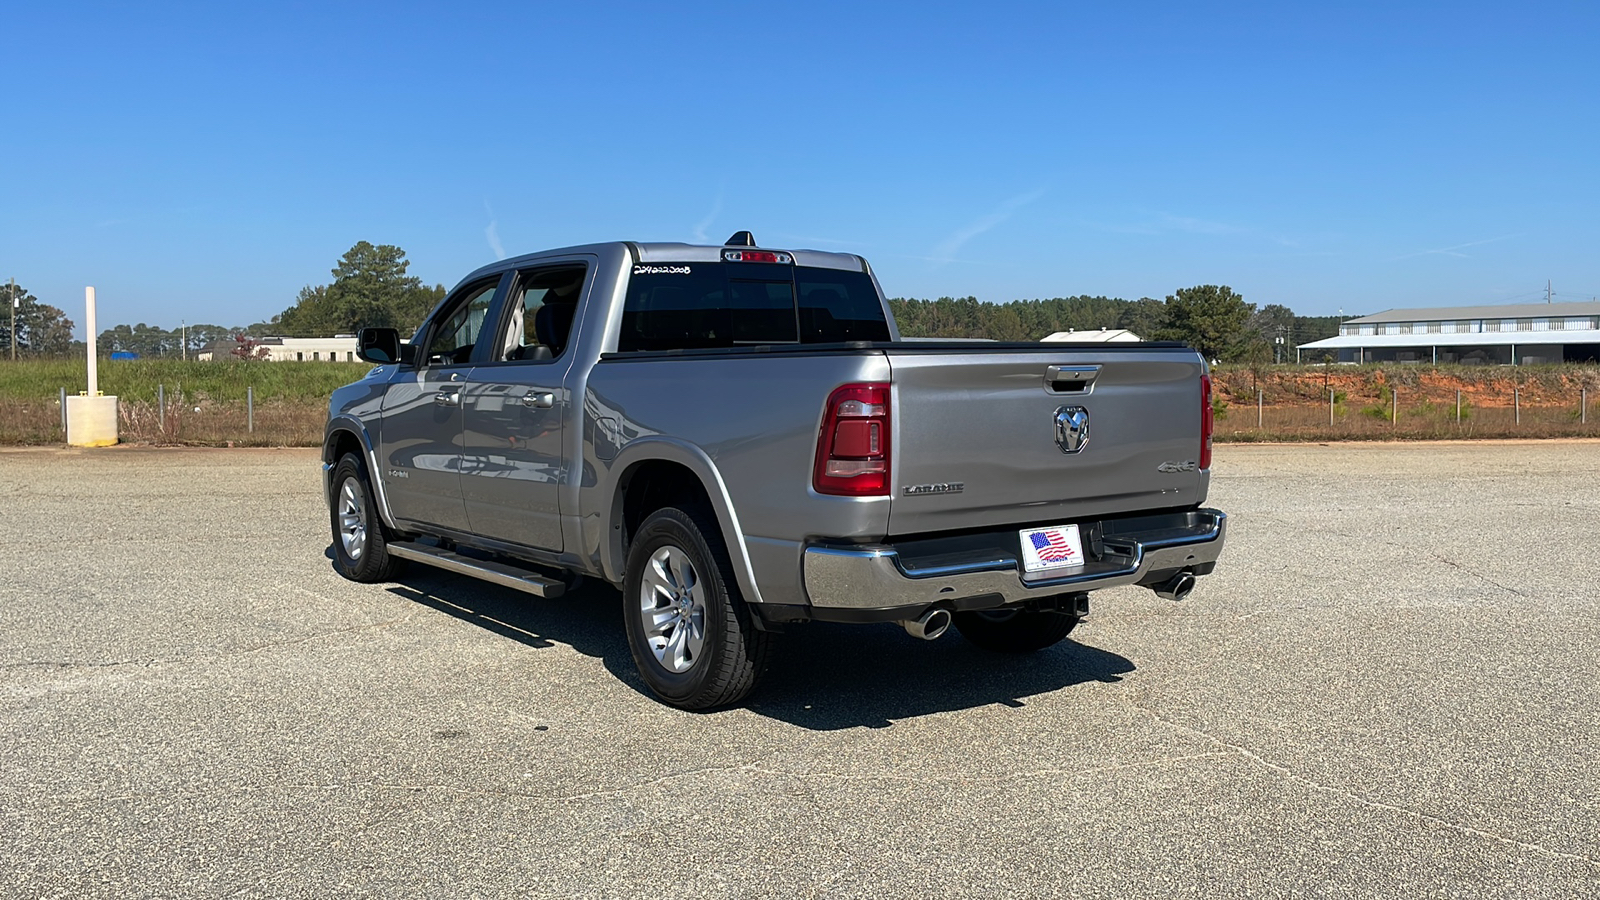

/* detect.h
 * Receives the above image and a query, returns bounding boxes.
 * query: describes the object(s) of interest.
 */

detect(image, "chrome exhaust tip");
[1154,572,1197,602]
[902,608,952,641]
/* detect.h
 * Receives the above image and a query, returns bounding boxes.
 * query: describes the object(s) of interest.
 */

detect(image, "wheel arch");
[601,438,765,606]
[322,415,399,531]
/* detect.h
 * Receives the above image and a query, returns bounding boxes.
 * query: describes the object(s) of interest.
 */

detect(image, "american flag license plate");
[1019,524,1086,573]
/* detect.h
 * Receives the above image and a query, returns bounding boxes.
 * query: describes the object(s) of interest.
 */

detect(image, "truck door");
[378,274,506,533]
[457,261,590,551]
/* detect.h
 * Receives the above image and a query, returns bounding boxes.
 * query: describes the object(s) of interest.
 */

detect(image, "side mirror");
[357,327,412,364]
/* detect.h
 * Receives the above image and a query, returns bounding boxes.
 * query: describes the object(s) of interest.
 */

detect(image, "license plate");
[1019,524,1086,573]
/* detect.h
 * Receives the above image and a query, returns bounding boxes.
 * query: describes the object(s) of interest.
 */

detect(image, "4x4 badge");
[1054,406,1089,454]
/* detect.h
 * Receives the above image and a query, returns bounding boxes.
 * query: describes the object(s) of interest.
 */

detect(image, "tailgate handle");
[1046,365,1100,393]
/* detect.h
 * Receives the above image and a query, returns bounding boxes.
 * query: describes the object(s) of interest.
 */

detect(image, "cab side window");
[499,265,587,362]
[424,279,499,365]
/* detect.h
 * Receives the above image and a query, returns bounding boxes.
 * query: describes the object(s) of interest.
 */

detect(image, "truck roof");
[460,238,867,288]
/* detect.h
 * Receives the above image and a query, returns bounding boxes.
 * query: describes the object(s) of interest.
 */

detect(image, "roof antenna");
[724,231,756,247]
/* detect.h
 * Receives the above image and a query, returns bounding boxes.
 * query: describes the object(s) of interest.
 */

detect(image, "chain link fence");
[6,364,1600,446]
[0,384,326,446]
[1213,367,1600,441]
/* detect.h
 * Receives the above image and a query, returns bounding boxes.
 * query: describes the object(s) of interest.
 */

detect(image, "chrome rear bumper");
[801,509,1226,612]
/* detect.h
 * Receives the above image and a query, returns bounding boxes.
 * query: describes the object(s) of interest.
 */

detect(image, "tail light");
[1200,374,1214,470]
[814,383,891,496]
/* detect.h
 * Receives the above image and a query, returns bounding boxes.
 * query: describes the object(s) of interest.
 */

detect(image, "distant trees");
[274,241,445,337]
[888,295,1159,341]
[1158,285,1256,361]
[78,238,1353,364]
[92,241,447,355]
[1118,297,1170,339]
[99,322,171,356]
[888,286,1341,364]
[1,284,76,356]
[1249,303,1299,363]
[98,322,269,357]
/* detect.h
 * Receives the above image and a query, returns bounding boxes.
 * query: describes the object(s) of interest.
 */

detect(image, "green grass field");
[0,358,371,404]
[0,358,371,445]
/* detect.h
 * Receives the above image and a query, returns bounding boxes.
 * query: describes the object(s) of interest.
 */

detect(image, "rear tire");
[329,453,406,583]
[953,608,1078,653]
[622,507,770,710]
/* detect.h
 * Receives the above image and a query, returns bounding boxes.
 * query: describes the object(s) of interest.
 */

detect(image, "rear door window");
[495,264,588,362]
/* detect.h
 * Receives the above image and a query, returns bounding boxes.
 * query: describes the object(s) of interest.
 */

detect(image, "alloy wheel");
[338,477,368,561]
[638,544,706,673]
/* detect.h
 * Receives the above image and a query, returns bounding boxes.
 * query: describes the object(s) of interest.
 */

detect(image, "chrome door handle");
[434,391,461,406]
[521,392,554,409]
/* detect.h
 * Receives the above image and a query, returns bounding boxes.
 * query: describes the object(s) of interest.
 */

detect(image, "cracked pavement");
[1,442,1597,898]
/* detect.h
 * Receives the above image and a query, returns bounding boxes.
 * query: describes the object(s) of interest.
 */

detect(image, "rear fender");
[601,437,765,606]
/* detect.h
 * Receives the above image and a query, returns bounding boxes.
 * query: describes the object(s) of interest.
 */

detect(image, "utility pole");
[182,320,187,362]
[8,278,15,361]
[1547,280,1553,304]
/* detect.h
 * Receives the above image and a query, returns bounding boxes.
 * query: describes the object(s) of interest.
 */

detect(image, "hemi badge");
[904,482,964,496]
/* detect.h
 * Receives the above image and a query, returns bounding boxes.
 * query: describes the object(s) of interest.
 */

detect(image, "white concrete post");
[66,285,119,446]
[86,287,98,397]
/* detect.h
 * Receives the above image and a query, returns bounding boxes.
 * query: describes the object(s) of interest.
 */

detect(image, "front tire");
[329,453,406,583]
[622,507,770,710]
[953,608,1078,653]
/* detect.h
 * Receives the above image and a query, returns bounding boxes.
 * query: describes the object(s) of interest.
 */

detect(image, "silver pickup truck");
[323,233,1227,709]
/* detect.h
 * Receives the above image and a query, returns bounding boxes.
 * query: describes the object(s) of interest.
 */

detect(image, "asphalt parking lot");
[2,442,1597,898]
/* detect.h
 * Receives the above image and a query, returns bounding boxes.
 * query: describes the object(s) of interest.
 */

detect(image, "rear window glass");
[619,264,889,352]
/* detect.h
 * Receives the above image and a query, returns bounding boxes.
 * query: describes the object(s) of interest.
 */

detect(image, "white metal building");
[197,336,360,362]
[1041,328,1143,342]
[1297,302,1600,365]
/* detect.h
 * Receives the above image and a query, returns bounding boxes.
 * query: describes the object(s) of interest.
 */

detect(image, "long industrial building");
[196,336,358,362]
[1297,302,1600,365]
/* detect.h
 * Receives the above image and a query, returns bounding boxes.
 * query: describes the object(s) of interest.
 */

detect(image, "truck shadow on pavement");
[746,624,1135,730]
[372,560,1136,731]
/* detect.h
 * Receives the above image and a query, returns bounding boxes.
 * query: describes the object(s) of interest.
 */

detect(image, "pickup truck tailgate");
[886,346,1207,536]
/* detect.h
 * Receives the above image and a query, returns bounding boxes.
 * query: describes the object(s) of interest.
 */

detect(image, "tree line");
[90,242,447,357]
[0,285,77,356]
[889,288,1343,363]
[14,241,1342,362]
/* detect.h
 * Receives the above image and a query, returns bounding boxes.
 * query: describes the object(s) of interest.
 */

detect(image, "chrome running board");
[388,541,566,598]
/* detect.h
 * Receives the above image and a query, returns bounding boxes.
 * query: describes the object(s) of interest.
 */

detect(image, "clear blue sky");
[6,1,1598,335]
